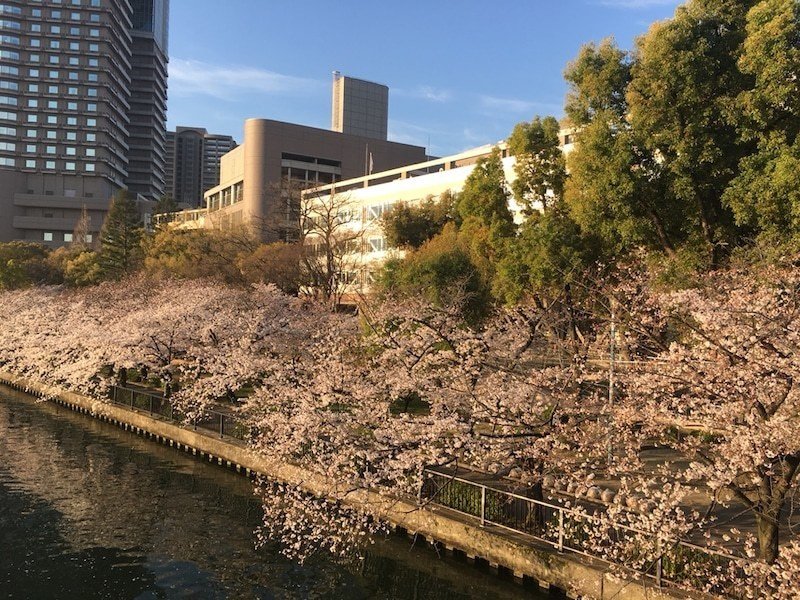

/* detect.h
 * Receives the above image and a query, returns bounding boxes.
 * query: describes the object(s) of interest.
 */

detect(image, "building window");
[68,71,78,80]
[69,41,78,50]
[85,163,95,172]
[25,129,36,137]
[46,115,57,124]
[0,125,15,135]
[86,118,95,127]
[0,95,17,106]
[45,160,55,169]
[88,43,98,52]
[85,148,95,157]
[66,147,76,156]
[50,40,60,49]
[47,70,58,78]
[85,233,93,242]
[28,83,38,92]
[29,38,41,47]
[85,132,95,141]
[48,85,58,94]
[48,55,59,64]
[86,102,96,112]
[65,162,75,171]
[45,145,55,154]
[68,57,79,66]
[0,110,14,120]
[0,80,18,90]
[70,12,80,20]
[0,34,19,45]
[87,88,97,97]
[66,116,77,125]
[87,73,97,82]
[43,232,53,242]
[30,23,40,33]
[63,233,73,242]
[0,5,22,15]
[28,68,38,77]
[0,65,18,75]
[66,131,76,141]
[0,50,19,60]
[0,19,21,30]
[67,101,77,110]
[29,53,40,62]
[25,143,35,152]
[26,114,36,123]
[0,141,14,151]
[27,99,38,108]
[25,159,35,168]
[0,156,15,167]
[45,131,56,139]
[47,100,58,109]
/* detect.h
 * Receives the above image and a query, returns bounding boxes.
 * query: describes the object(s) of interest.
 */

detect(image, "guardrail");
[421,468,743,592]
[110,385,248,441]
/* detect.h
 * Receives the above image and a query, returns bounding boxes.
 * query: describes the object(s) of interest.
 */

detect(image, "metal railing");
[421,468,743,591]
[110,384,248,441]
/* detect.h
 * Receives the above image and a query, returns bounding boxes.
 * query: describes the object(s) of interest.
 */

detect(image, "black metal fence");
[421,468,743,591]
[110,385,248,441]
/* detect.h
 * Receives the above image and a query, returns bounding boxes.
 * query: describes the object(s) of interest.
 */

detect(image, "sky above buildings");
[167,0,682,156]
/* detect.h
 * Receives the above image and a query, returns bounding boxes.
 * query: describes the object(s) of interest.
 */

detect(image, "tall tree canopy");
[99,190,144,279]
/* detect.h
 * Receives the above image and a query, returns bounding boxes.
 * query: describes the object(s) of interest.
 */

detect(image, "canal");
[0,385,547,599]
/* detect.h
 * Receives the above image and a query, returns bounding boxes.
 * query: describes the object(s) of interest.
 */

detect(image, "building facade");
[0,0,168,246]
[199,118,427,240]
[164,126,236,208]
[331,72,388,141]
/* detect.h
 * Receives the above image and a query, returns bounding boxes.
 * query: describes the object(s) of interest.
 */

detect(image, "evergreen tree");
[627,0,758,265]
[723,0,800,245]
[508,116,566,214]
[455,146,514,233]
[99,190,143,279]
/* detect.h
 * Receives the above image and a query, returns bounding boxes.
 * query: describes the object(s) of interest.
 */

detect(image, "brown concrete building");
[201,118,426,240]
[0,0,168,246]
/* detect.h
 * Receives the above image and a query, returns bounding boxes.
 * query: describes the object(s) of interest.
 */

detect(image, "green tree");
[455,146,514,233]
[99,190,143,279]
[379,223,491,325]
[381,192,454,249]
[564,38,631,126]
[723,0,800,245]
[0,242,56,289]
[627,0,757,265]
[508,116,566,214]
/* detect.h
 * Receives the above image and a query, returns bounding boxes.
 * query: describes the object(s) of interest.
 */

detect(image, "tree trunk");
[756,514,779,564]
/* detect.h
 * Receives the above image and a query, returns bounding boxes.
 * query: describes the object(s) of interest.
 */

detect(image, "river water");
[0,386,545,600]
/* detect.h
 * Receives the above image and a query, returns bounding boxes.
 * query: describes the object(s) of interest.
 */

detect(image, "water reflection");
[0,386,544,599]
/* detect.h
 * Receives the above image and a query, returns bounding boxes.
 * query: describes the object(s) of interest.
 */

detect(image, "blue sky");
[166,0,682,156]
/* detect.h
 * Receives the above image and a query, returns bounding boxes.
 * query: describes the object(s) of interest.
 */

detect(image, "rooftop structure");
[331,72,388,141]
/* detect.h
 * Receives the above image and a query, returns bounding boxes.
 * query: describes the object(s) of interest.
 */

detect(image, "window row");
[19,100,99,111]
[23,159,96,172]
[25,115,99,127]
[42,232,94,244]
[23,129,96,141]
[27,24,100,35]
[23,145,97,157]
[29,38,98,49]
[24,66,101,79]
[29,9,100,22]
[28,50,101,64]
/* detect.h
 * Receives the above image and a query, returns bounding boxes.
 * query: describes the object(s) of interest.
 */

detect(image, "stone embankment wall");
[0,371,694,600]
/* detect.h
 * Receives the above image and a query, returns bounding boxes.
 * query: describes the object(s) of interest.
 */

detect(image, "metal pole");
[656,539,663,588]
[608,302,615,466]
[219,413,224,438]
[480,485,486,527]
[558,509,564,552]
[149,394,153,414]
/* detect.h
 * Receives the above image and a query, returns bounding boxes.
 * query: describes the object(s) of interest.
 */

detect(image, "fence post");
[656,538,663,588]
[558,508,564,552]
[480,485,486,527]
[149,394,153,414]
[219,413,224,438]
[112,386,117,403]
[129,389,134,408]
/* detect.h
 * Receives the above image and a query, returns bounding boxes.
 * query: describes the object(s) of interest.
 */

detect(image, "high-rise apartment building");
[126,0,167,199]
[0,0,168,246]
[331,72,388,141]
[164,126,236,208]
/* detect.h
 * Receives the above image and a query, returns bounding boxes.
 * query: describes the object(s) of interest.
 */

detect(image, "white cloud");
[168,58,321,101]
[478,95,561,115]
[596,0,677,8]
[394,85,452,103]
